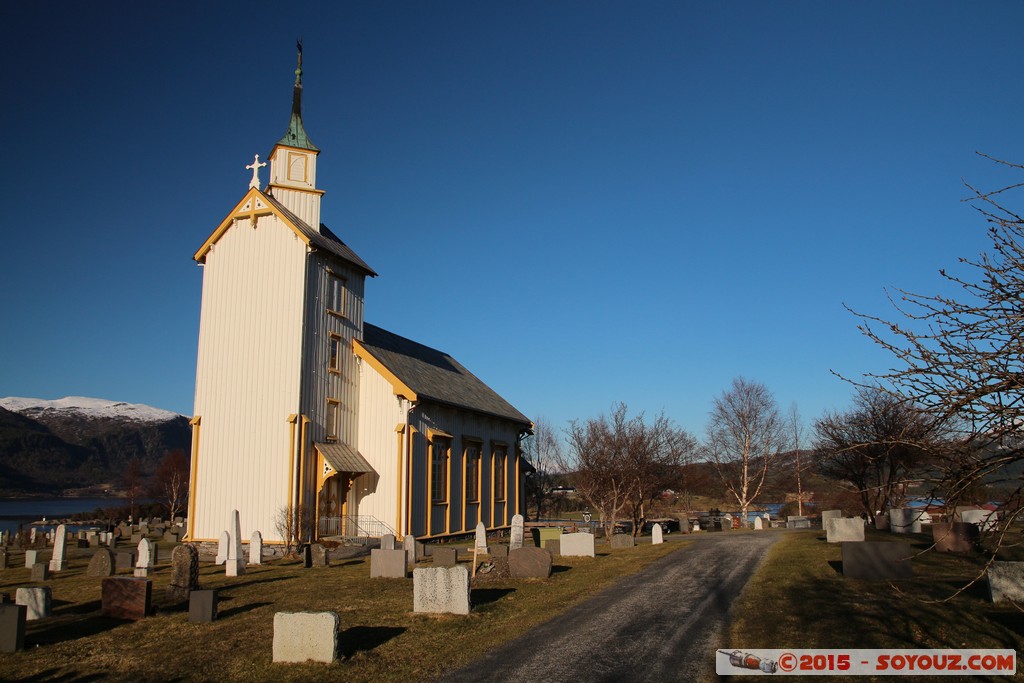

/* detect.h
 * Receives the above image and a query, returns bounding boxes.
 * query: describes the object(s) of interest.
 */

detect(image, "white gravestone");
[226,510,245,576]
[273,611,339,663]
[510,514,524,551]
[403,534,417,567]
[16,587,51,620]
[651,523,664,545]
[135,538,154,577]
[413,565,471,615]
[249,530,263,566]
[825,517,865,543]
[49,524,68,572]
[215,531,229,565]
[474,522,487,553]
[25,550,39,569]
[559,532,595,557]
[753,516,763,530]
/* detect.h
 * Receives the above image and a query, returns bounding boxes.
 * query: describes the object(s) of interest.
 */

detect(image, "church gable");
[194,187,311,264]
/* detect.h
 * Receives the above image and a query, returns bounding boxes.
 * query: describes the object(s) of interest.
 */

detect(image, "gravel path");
[441,532,780,683]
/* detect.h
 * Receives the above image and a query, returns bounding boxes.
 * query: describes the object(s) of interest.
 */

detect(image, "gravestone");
[77,539,90,549]
[610,534,635,549]
[544,539,561,557]
[826,518,865,543]
[273,611,340,663]
[15,587,51,620]
[432,547,457,567]
[0,603,26,653]
[474,522,488,554]
[30,563,49,582]
[226,510,245,576]
[560,532,596,557]
[959,508,998,531]
[490,544,509,559]
[533,527,561,549]
[302,544,313,568]
[413,565,471,615]
[49,524,68,572]
[889,508,922,534]
[370,549,407,578]
[508,547,553,579]
[822,509,843,523]
[874,513,890,531]
[135,538,154,577]
[24,550,39,569]
[677,516,690,533]
[753,516,764,530]
[215,531,229,565]
[841,541,913,580]
[87,549,115,577]
[510,514,525,551]
[101,577,151,620]
[86,532,98,547]
[786,516,810,529]
[403,535,417,568]
[162,528,181,543]
[249,531,263,566]
[987,561,1024,603]
[189,589,218,623]
[115,551,136,572]
[380,534,396,551]
[652,523,664,544]
[167,544,200,602]
[0,548,6,569]
[931,522,979,553]
[311,544,330,568]
[721,513,734,530]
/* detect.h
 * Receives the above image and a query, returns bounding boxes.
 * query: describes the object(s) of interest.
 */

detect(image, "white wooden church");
[186,50,532,545]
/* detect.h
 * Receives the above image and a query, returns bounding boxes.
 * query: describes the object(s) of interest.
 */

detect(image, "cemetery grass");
[0,538,685,682]
[728,529,1024,672]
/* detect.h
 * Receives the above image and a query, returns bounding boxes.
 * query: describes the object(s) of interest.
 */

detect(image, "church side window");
[326,399,340,442]
[328,334,343,375]
[431,436,451,504]
[327,273,346,316]
[464,440,481,502]
[493,444,507,501]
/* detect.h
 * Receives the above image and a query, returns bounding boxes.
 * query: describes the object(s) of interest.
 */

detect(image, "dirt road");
[441,532,780,683]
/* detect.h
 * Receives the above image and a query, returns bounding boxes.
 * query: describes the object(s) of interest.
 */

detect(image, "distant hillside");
[0,397,191,497]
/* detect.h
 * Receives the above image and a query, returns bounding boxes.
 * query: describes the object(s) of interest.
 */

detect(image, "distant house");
[186,49,531,544]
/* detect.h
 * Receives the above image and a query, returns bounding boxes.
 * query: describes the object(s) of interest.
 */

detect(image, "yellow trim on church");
[194,187,315,263]
[352,339,418,401]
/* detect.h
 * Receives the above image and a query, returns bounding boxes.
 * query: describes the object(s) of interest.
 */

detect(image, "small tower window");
[328,274,346,316]
[326,399,341,442]
[328,334,343,375]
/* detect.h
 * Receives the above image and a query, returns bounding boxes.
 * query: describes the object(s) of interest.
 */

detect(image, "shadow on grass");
[27,615,125,646]
[336,560,364,567]
[551,565,571,574]
[218,600,272,619]
[471,588,515,606]
[53,599,101,615]
[340,625,406,657]
[987,610,1024,636]
[9,669,113,683]
[827,560,843,575]
[216,574,297,590]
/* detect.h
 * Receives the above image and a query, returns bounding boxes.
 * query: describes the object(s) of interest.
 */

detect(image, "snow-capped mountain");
[0,396,184,424]
[0,396,191,496]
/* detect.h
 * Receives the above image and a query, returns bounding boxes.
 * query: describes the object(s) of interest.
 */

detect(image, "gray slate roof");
[262,192,377,277]
[360,323,531,427]
[315,442,374,473]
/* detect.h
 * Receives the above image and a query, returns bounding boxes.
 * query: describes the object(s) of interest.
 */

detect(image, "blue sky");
[2,2,1023,437]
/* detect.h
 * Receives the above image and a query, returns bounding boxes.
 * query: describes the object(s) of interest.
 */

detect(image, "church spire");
[276,40,319,152]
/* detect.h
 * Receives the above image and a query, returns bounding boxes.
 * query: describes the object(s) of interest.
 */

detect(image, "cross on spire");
[245,154,266,189]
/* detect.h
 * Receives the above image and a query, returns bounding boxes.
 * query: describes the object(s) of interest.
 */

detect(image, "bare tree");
[274,503,314,555]
[706,377,787,526]
[121,457,145,522]
[150,449,189,522]
[522,416,562,521]
[789,403,813,516]
[848,155,1024,529]
[814,387,936,518]
[564,405,632,538]
[620,412,697,537]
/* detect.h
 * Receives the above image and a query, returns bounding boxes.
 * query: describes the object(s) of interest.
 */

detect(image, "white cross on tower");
[245,154,267,189]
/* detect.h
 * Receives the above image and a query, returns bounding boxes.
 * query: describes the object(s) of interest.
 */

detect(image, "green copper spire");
[276,40,319,152]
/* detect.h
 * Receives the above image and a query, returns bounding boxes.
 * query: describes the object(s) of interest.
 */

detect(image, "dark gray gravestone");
[101,577,152,620]
[842,541,913,580]
[432,547,458,567]
[509,547,553,579]
[77,539,90,549]
[302,545,313,568]
[489,545,509,559]
[167,545,200,602]
[311,544,330,568]
[189,589,218,623]
[544,539,561,557]
[0,603,26,653]
[786,516,811,529]
[115,551,136,572]
[380,534,396,550]
[87,550,115,577]
[30,563,49,582]
[932,522,979,553]
[610,534,635,549]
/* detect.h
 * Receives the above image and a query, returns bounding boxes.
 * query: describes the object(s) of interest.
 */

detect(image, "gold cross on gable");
[237,194,273,228]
